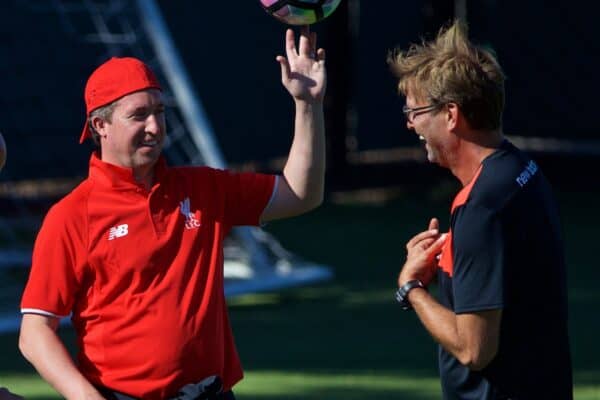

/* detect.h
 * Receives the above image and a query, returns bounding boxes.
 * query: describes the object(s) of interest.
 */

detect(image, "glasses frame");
[402,103,443,123]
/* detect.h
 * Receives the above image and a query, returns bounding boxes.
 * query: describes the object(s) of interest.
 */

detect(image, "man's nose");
[145,113,162,134]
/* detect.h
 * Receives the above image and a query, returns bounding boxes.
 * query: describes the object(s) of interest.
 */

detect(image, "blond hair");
[388,20,505,130]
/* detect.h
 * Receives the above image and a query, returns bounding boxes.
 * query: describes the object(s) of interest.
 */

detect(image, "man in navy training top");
[389,20,572,399]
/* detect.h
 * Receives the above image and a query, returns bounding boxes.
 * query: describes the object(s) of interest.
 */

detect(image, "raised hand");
[276,26,326,103]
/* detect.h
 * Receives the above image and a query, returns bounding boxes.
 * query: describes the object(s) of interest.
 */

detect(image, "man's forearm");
[408,288,464,357]
[19,315,104,400]
[407,288,500,370]
[282,100,325,210]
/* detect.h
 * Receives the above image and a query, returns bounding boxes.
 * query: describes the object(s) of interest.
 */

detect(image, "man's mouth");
[139,139,158,147]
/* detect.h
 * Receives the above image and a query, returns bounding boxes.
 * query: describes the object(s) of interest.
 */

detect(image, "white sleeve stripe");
[20,308,66,318]
[264,175,280,211]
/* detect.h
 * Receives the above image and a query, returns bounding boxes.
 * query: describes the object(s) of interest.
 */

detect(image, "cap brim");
[79,123,91,144]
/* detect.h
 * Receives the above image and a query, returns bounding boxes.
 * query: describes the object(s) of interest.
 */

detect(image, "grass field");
[0,186,598,399]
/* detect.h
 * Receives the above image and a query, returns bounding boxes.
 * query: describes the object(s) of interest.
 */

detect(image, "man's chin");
[133,151,160,168]
[426,153,446,168]
[426,152,436,163]
[137,146,161,158]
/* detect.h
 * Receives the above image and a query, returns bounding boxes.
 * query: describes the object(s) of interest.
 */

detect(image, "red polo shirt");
[21,153,276,399]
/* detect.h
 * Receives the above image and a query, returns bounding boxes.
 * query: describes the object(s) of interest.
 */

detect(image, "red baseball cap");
[79,57,162,144]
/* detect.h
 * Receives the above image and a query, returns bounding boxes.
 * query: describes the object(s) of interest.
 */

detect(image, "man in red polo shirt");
[19,28,326,400]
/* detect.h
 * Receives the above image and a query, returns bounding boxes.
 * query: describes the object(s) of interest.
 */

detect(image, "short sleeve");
[20,204,88,317]
[451,203,505,313]
[215,170,276,227]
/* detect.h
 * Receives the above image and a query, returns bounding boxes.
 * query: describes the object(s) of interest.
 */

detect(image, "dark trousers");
[97,387,236,400]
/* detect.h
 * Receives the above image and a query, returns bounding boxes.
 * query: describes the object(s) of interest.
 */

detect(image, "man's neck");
[98,153,157,190]
[452,130,504,186]
[134,166,155,191]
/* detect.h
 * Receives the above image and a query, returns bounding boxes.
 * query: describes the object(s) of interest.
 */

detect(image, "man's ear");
[90,116,107,137]
[446,102,460,131]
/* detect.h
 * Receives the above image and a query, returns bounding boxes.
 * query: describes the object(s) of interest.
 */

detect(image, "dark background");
[0,0,598,190]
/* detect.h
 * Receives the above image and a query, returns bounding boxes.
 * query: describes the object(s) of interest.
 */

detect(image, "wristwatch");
[395,280,426,310]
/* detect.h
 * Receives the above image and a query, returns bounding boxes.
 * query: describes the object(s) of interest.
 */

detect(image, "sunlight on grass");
[0,371,598,399]
[573,371,600,400]
[574,387,600,400]
[0,371,443,399]
[0,374,58,398]
[235,370,442,398]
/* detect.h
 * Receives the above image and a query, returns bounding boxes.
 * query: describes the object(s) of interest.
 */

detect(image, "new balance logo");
[180,197,201,230]
[515,160,538,188]
[108,224,129,240]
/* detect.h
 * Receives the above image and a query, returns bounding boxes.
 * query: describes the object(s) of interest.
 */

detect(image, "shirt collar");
[88,152,168,189]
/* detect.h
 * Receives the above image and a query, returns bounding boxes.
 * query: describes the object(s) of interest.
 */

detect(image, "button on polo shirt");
[21,153,276,399]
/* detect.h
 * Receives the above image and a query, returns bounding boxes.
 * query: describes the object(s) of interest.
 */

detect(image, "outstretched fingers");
[285,28,298,60]
[276,55,291,83]
[316,48,326,63]
[298,25,312,57]
[283,27,324,63]
[310,31,326,63]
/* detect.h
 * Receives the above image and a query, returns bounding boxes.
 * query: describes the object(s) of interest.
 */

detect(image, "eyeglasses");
[402,103,443,123]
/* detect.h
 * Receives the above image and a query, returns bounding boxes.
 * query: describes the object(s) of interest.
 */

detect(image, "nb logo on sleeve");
[108,224,129,240]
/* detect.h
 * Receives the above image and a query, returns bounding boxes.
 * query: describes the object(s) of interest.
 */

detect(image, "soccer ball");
[259,0,343,25]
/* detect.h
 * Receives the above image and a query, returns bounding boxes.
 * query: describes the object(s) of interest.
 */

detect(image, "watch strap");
[395,279,425,310]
